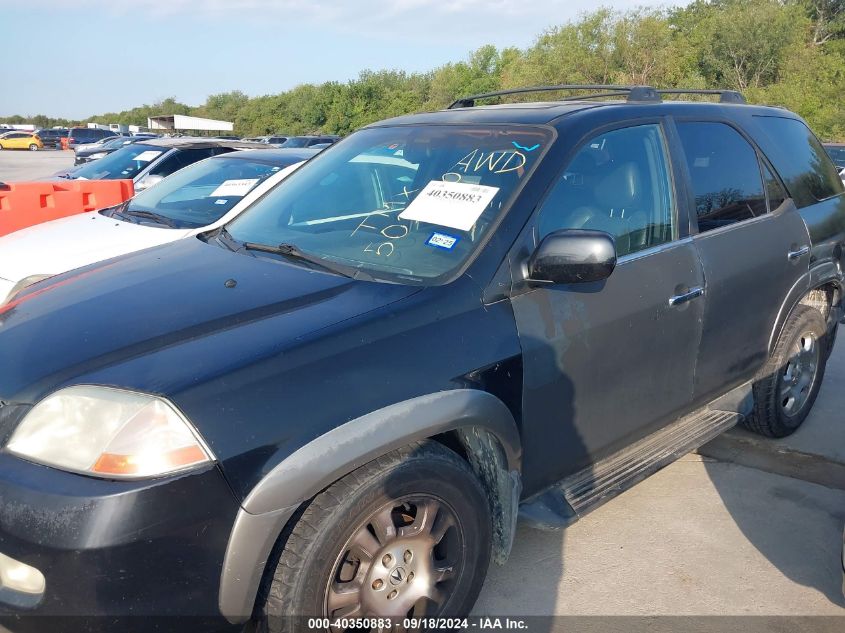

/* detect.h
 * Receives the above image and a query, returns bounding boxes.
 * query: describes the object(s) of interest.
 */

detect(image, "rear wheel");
[257,441,492,632]
[744,305,828,437]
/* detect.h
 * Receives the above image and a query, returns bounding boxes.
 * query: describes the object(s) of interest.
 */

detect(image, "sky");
[0,0,681,120]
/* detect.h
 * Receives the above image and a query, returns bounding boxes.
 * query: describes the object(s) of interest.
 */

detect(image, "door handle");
[669,287,704,307]
[788,246,810,260]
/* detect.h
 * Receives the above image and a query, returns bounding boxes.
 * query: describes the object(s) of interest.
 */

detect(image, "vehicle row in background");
[55,137,268,191]
[0,147,319,305]
[242,135,290,146]
[241,134,339,148]
[73,135,159,165]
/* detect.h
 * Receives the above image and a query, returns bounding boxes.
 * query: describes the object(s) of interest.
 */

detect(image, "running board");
[520,407,741,530]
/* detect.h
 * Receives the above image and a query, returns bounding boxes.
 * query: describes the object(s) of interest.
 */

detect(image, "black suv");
[66,126,115,149]
[0,86,843,632]
[33,128,68,149]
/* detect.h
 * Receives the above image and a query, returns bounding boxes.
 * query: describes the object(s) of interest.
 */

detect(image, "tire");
[744,304,828,438]
[257,440,492,633]
[28,144,38,151]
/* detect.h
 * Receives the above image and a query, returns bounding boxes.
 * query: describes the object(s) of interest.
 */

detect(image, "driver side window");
[537,124,676,257]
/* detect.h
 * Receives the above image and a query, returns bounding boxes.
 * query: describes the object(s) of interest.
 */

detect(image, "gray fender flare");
[218,389,522,623]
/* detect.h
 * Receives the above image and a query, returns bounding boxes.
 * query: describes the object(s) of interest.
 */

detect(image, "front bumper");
[0,452,241,629]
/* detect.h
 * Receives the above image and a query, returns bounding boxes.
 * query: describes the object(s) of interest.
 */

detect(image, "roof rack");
[447,85,746,108]
[656,89,746,104]
[448,85,660,108]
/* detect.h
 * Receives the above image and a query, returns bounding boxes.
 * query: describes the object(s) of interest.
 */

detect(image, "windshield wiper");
[100,200,130,219]
[242,241,372,280]
[122,209,178,228]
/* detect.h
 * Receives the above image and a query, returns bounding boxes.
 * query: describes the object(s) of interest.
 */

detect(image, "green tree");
[674,0,808,91]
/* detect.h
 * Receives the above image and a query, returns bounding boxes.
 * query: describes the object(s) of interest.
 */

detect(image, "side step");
[520,407,741,530]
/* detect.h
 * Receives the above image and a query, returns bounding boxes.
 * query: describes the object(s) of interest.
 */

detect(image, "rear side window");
[754,116,844,208]
[676,122,766,233]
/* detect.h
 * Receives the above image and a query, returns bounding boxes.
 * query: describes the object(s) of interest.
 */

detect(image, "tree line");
[4,1,845,140]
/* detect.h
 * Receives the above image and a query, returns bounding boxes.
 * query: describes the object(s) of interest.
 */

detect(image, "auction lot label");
[133,150,163,162]
[210,178,260,197]
[399,180,499,231]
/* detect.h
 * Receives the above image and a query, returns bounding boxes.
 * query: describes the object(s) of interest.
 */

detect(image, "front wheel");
[744,304,828,437]
[28,144,39,151]
[257,441,492,632]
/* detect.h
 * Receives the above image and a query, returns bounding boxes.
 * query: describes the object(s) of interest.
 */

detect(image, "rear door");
[674,120,812,404]
[510,121,706,491]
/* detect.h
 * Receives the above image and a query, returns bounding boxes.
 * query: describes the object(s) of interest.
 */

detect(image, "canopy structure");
[147,114,233,132]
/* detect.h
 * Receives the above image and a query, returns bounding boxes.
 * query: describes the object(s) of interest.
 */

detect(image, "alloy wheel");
[779,331,820,417]
[323,494,462,631]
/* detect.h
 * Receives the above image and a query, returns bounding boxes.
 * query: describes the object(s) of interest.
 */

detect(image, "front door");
[509,122,706,494]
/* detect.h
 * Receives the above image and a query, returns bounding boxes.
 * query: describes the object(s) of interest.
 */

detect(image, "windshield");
[124,155,298,229]
[72,143,165,180]
[226,124,552,283]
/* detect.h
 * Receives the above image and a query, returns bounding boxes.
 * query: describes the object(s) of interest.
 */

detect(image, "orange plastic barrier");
[60,137,69,151]
[0,179,135,237]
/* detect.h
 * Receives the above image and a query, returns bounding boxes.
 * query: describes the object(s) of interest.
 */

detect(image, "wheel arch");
[218,389,523,623]
[768,272,842,356]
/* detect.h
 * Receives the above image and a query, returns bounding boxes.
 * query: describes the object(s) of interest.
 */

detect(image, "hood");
[0,212,192,284]
[0,238,420,402]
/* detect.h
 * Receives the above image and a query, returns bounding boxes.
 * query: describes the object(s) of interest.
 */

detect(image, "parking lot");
[3,150,843,625]
[0,148,72,182]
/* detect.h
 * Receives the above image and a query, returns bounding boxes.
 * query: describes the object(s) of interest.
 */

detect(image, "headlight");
[6,386,214,478]
[2,274,52,306]
[87,152,107,159]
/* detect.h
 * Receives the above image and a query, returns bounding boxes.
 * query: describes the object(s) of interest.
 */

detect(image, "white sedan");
[0,148,320,305]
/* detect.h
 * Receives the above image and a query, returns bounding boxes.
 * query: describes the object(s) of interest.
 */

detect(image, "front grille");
[0,402,30,447]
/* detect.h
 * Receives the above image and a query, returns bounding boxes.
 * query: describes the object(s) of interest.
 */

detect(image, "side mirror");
[135,174,163,191]
[528,229,617,285]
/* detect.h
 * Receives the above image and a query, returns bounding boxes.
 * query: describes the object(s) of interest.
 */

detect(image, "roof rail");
[447,84,661,108]
[447,85,748,108]
[656,89,746,104]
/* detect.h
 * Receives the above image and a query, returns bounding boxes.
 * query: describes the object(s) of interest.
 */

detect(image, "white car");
[0,148,320,305]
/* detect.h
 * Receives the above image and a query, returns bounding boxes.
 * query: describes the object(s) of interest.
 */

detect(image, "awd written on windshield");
[350,145,531,259]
